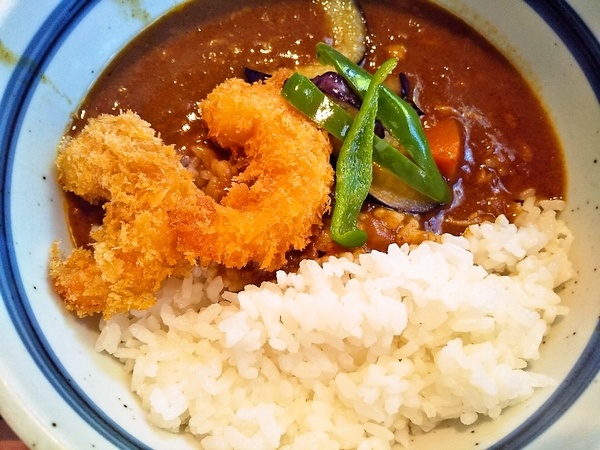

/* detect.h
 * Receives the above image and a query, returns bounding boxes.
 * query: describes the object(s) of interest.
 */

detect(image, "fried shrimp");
[50,70,333,317]
[50,111,197,318]
[172,70,334,270]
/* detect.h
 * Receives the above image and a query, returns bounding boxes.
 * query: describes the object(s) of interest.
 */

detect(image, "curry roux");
[64,0,565,259]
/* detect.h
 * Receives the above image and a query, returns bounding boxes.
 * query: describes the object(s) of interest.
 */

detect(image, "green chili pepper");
[316,43,452,204]
[281,73,438,201]
[327,58,397,247]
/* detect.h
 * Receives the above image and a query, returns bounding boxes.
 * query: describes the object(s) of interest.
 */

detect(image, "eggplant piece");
[244,67,272,84]
[369,162,440,214]
[317,0,368,64]
[399,73,424,116]
[246,2,367,82]
[312,71,362,108]
[312,71,385,138]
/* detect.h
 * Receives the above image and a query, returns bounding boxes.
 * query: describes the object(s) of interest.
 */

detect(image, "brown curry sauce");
[64,0,565,265]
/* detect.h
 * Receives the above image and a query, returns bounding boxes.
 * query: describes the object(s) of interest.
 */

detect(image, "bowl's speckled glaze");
[0,1,599,448]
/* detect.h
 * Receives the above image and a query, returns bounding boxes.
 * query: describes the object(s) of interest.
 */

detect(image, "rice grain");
[98,199,573,449]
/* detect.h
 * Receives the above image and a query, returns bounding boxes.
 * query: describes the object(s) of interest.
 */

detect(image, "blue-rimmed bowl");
[1,1,599,448]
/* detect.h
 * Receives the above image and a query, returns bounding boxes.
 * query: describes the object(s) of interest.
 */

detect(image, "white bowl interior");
[2,0,600,448]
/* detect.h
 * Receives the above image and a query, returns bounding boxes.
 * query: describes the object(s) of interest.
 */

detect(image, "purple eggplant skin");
[311,73,427,138]
[312,71,362,108]
[312,71,385,138]
[244,67,272,84]
[373,119,385,139]
[399,72,424,116]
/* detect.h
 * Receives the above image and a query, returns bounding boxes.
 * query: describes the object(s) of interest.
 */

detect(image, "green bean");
[328,58,397,247]
[316,43,451,204]
[281,73,438,201]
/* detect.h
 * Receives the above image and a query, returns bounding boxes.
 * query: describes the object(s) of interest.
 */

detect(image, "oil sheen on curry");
[64,0,565,276]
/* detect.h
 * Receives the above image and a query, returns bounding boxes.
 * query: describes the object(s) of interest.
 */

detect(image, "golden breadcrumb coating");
[172,70,334,270]
[50,70,333,317]
[50,111,197,318]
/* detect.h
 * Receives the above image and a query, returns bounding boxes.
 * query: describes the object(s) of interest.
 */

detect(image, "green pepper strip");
[316,43,452,205]
[282,73,439,202]
[326,58,398,247]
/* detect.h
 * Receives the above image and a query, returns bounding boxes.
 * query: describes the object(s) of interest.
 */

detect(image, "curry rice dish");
[50,0,573,448]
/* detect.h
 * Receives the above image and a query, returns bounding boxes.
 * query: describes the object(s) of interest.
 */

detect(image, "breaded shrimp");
[50,111,197,318]
[50,71,333,317]
[172,70,334,270]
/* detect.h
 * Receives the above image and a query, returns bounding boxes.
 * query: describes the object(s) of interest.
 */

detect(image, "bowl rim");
[1,0,599,449]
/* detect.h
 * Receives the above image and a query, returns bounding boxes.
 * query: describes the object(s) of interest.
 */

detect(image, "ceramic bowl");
[1,0,599,448]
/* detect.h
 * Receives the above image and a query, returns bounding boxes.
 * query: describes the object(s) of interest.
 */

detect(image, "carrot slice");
[424,117,463,180]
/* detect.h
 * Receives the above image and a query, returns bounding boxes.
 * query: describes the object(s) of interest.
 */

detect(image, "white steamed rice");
[96,196,574,449]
